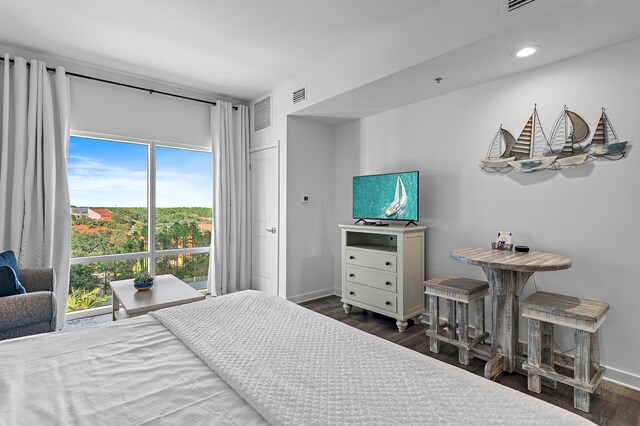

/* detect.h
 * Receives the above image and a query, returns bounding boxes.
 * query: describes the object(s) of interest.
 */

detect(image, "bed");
[0,290,591,425]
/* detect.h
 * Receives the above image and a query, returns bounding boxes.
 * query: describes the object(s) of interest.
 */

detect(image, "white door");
[250,144,279,295]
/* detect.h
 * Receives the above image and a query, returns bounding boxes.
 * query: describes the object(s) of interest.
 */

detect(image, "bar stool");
[521,291,609,413]
[423,276,489,365]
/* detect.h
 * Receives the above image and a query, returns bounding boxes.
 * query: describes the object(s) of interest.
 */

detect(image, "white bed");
[0,290,591,425]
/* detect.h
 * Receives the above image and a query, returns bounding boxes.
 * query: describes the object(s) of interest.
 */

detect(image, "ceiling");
[294,0,640,123]
[0,0,436,101]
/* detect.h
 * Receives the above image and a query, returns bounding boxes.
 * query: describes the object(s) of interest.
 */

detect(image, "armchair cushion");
[0,265,26,297]
[0,268,57,340]
[0,250,22,282]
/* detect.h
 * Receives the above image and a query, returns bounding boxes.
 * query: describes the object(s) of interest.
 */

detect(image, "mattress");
[0,291,592,425]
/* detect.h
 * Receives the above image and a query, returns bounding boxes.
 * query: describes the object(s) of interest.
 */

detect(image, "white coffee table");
[110,274,206,320]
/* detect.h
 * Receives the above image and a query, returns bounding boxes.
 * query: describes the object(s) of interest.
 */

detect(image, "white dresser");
[339,224,426,332]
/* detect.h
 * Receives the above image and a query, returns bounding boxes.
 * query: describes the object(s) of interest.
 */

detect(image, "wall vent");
[254,96,271,132]
[506,0,536,12]
[292,86,306,104]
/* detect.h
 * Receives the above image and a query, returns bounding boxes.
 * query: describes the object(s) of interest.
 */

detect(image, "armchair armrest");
[20,268,56,293]
[0,291,57,333]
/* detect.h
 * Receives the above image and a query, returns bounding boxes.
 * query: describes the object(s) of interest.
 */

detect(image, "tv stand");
[339,224,427,332]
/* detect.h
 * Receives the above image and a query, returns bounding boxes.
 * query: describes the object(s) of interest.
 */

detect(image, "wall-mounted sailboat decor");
[481,105,629,173]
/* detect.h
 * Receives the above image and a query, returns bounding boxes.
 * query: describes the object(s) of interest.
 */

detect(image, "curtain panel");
[0,55,72,328]
[209,101,251,295]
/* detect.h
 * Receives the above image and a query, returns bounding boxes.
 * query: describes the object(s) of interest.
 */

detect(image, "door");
[250,143,279,295]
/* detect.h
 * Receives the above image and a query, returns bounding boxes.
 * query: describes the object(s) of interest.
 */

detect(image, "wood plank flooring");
[301,296,640,426]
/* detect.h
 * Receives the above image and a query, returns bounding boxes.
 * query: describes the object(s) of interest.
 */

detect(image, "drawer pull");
[349,291,355,296]
[385,281,391,286]
[349,274,355,278]
[349,256,355,260]
[385,261,391,266]
[386,301,392,306]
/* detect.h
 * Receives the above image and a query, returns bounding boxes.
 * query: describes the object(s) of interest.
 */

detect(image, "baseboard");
[418,314,640,392]
[287,288,335,304]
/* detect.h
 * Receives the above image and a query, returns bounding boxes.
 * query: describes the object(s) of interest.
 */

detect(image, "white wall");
[286,117,336,302]
[333,38,640,388]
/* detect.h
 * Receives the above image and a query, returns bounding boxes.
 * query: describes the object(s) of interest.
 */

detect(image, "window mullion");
[148,142,157,275]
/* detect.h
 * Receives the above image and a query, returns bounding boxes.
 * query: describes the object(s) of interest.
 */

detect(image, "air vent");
[292,86,306,104]
[506,0,536,12]
[254,96,271,132]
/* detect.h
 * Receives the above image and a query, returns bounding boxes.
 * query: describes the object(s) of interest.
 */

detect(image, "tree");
[69,264,100,292]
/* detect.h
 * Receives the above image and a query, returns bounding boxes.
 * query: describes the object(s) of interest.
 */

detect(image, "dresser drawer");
[345,249,397,273]
[346,266,397,292]
[345,283,397,314]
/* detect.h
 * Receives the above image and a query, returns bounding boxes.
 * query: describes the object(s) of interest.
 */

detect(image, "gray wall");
[333,38,640,387]
[286,117,336,302]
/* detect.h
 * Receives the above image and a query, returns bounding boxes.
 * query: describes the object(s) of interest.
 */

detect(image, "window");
[68,135,212,316]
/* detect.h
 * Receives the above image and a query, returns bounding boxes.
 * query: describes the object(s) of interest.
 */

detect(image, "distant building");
[71,207,88,218]
[88,208,113,220]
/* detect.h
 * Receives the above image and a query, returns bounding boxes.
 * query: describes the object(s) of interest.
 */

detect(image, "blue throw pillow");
[0,265,26,297]
[0,250,21,283]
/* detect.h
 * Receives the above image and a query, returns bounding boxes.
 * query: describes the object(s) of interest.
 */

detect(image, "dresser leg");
[343,303,352,315]
[396,320,408,333]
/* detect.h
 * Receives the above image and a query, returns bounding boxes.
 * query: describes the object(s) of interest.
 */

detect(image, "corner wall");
[334,38,640,387]
[286,117,336,302]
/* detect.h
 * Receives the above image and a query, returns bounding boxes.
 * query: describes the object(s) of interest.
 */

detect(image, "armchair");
[0,268,57,341]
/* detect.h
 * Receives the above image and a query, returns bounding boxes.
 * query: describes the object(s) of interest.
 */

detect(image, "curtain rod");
[0,56,239,110]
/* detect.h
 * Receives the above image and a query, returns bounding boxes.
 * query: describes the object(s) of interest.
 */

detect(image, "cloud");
[68,153,212,208]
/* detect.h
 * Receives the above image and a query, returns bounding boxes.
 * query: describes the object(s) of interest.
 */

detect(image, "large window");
[68,135,212,315]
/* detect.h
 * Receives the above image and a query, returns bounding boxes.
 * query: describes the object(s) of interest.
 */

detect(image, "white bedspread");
[151,290,592,426]
[0,315,267,425]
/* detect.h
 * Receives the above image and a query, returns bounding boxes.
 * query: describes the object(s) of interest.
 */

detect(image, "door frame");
[250,140,280,297]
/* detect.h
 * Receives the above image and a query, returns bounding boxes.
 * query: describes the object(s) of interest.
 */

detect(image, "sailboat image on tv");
[548,106,591,167]
[481,125,516,170]
[508,105,557,172]
[589,108,628,157]
[384,176,407,218]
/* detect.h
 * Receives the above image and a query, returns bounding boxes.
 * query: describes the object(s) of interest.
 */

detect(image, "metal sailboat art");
[549,106,591,167]
[508,105,557,172]
[589,108,628,157]
[481,125,516,169]
[384,176,407,217]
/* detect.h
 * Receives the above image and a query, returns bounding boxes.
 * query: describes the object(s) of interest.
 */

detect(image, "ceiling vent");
[254,95,271,132]
[505,0,537,13]
[292,86,306,104]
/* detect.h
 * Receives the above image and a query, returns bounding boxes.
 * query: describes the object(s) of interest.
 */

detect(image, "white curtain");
[0,55,72,328]
[208,101,251,295]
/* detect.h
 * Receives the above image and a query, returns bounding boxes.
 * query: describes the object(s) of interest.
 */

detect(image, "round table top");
[451,247,571,272]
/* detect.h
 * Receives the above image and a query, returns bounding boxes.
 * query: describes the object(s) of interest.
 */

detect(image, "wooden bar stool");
[423,276,489,365]
[521,291,609,413]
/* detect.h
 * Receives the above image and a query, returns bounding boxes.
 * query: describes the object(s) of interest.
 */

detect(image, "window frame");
[67,131,212,320]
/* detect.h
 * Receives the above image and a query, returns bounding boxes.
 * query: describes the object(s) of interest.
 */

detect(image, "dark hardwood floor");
[301,296,640,426]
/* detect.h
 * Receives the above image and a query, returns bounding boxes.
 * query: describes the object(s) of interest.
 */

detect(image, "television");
[353,171,419,223]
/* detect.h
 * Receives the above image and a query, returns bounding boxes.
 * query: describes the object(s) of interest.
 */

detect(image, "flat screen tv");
[353,171,419,222]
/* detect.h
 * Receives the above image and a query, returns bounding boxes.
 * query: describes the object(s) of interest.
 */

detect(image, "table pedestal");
[482,267,533,380]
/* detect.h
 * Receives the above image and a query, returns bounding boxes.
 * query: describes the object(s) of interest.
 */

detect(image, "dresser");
[339,224,426,332]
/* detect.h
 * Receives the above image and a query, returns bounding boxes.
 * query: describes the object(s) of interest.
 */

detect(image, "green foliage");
[67,288,109,312]
[134,271,154,284]
[69,264,101,291]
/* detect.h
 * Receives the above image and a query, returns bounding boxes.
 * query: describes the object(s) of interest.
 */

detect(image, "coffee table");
[110,274,206,320]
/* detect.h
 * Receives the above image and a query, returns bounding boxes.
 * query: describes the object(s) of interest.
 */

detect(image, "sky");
[68,136,213,208]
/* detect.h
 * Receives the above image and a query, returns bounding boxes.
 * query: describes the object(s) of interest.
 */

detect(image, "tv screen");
[353,171,419,221]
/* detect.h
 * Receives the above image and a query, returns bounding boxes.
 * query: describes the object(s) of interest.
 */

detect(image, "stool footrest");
[426,330,489,350]
[522,362,606,393]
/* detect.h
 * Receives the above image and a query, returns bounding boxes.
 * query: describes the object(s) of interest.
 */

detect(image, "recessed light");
[514,46,540,58]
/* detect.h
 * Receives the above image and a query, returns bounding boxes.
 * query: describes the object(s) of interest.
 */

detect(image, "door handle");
[266,227,276,234]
